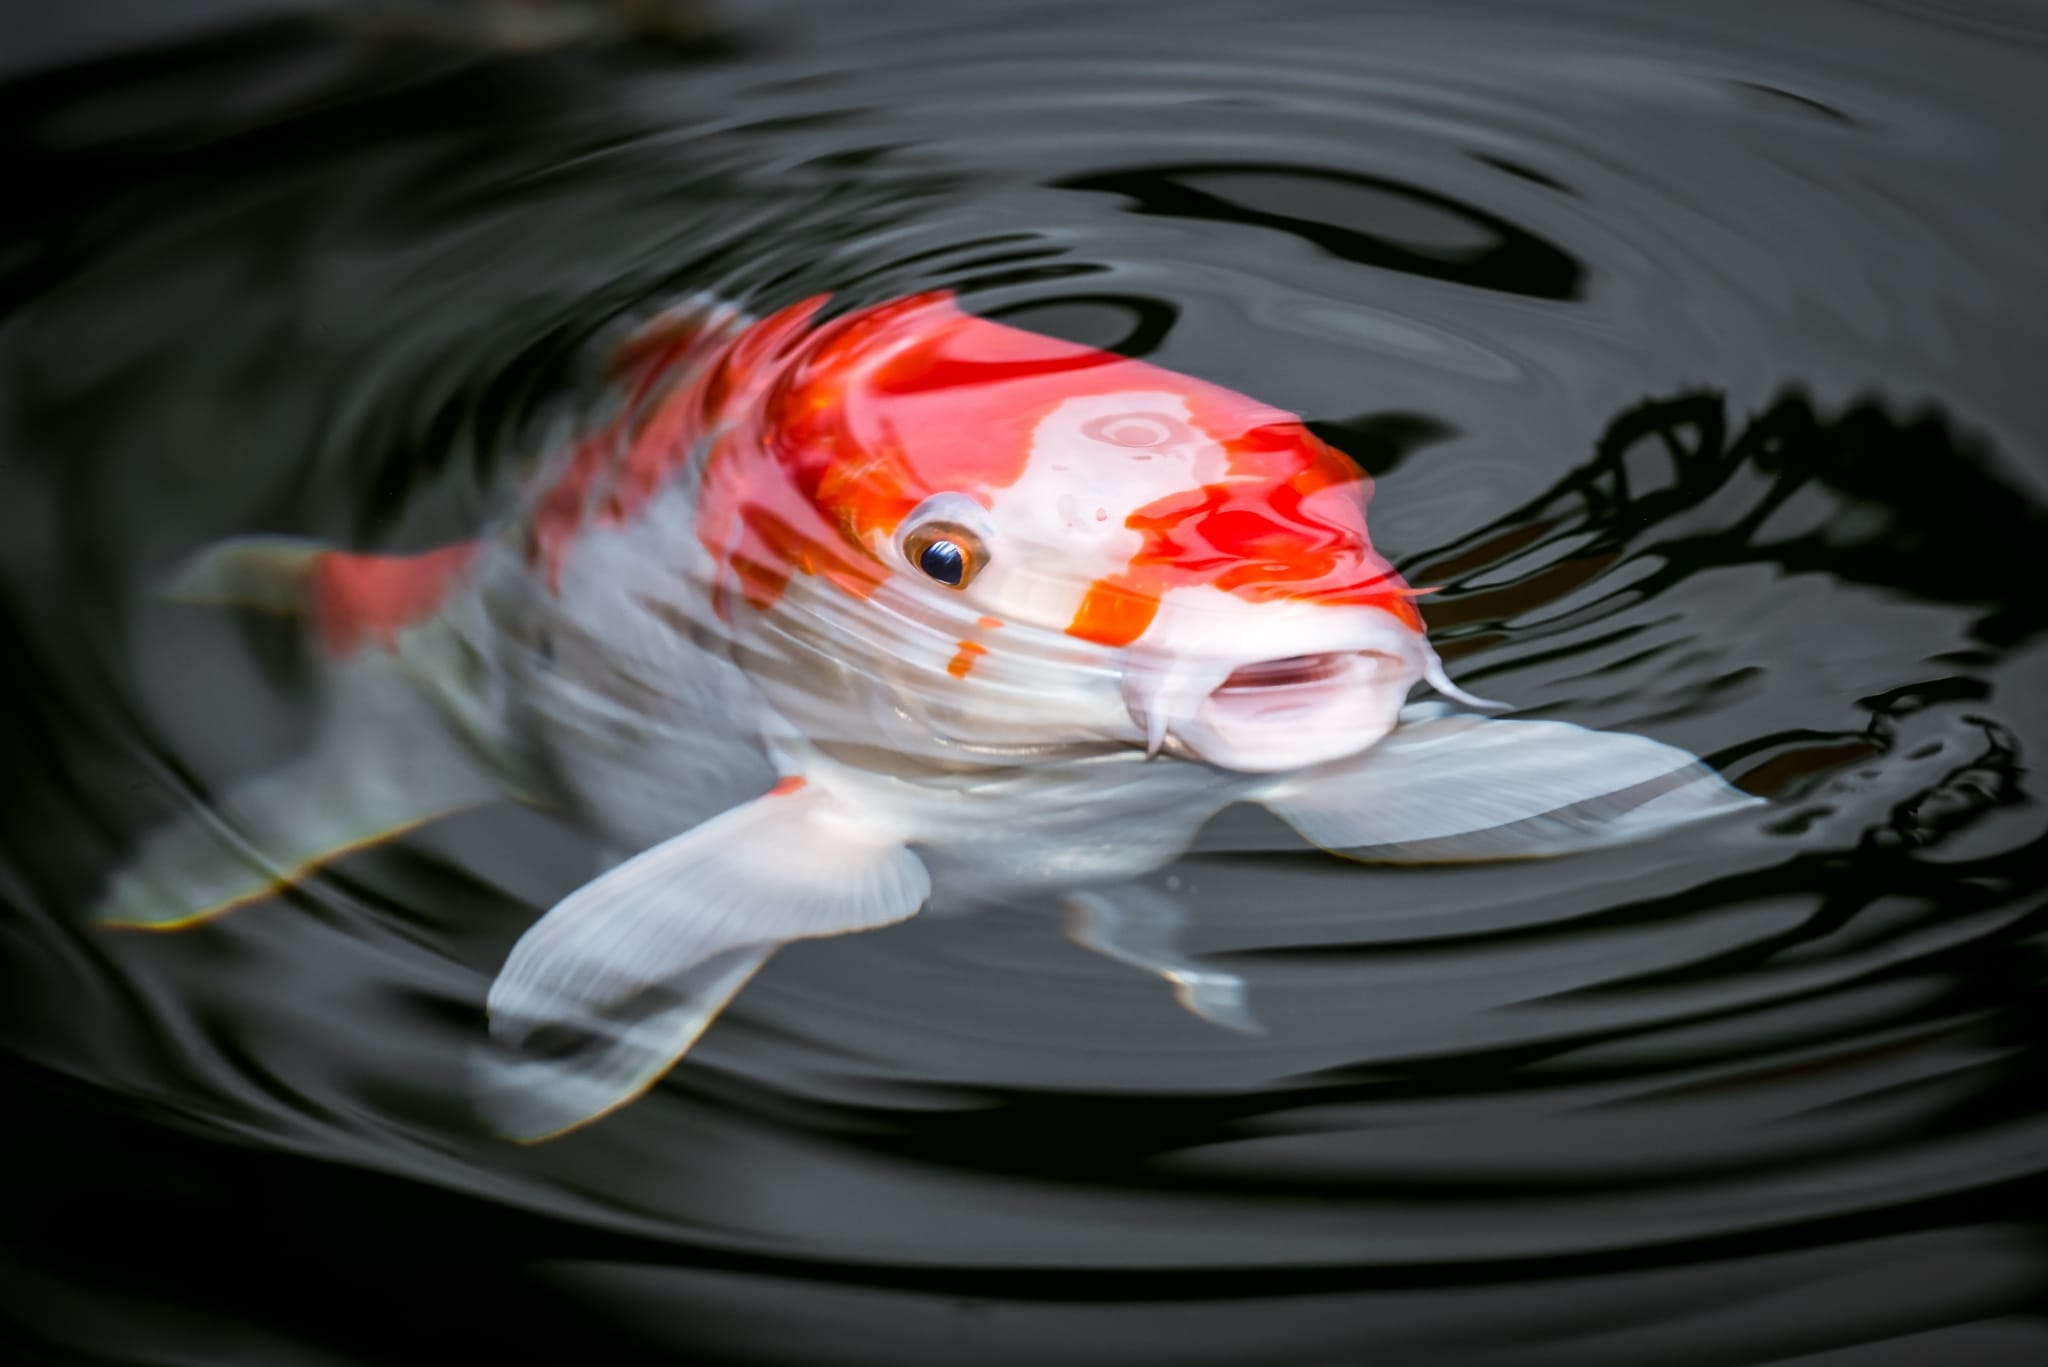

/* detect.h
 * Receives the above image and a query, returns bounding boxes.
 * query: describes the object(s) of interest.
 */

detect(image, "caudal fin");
[164,534,480,657]
[96,651,506,930]
[163,536,326,614]
[98,536,500,929]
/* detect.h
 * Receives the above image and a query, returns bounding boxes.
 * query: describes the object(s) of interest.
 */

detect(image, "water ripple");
[3,3,2045,1363]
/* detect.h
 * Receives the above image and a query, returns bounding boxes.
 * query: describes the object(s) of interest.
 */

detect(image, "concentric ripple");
[2,2,2045,1364]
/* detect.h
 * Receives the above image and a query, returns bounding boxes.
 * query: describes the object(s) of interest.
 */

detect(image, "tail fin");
[163,536,325,614]
[97,537,501,930]
[97,651,505,930]
[163,535,480,657]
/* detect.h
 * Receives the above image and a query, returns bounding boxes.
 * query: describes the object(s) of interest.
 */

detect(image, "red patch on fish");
[311,544,478,655]
[1070,454,1417,647]
[766,776,808,797]
[562,289,1422,640]
[1064,388,1418,646]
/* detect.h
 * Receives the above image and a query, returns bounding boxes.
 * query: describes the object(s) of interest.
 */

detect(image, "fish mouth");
[1123,646,1423,774]
[1198,650,1408,768]
[1117,598,1502,773]
[1212,652,1356,695]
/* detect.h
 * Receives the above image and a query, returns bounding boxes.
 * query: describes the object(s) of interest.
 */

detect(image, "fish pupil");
[918,539,966,585]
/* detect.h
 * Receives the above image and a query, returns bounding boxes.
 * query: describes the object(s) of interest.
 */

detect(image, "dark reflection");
[1729,80,1860,125]
[982,293,1179,359]
[1468,151,1576,194]
[1396,387,2045,855]
[1307,412,1461,479]
[1057,163,1585,299]
[1407,390,2048,650]
[1873,715,2025,849]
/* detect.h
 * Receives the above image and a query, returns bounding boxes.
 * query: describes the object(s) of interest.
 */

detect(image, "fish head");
[704,291,1480,773]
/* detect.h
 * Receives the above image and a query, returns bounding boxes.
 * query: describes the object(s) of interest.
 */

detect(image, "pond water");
[3,2,2046,1363]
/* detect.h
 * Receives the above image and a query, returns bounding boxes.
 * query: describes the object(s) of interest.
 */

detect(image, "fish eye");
[903,522,985,589]
[920,540,966,585]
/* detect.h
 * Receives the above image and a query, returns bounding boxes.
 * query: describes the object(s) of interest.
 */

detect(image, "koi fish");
[98,290,1759,1139]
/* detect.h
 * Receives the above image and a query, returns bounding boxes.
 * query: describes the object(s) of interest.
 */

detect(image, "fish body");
[103,290,1759,1138]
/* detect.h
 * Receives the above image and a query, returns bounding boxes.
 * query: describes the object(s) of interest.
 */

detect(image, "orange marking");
[311,544,478,656]
[947,641,989,679]
[766,776,808,797]
[1067,575,1163,648]
[976,615,1004,629]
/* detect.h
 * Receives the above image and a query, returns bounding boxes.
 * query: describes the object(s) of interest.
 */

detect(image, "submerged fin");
[479,943,774,1144]
[474,780,930,1142]
[163,535,325,614]
[99,529,502,929]
[96,653,505,929]
[1064,886,1261,1035]
[1259,709,1762,861]
[164,534,480,656]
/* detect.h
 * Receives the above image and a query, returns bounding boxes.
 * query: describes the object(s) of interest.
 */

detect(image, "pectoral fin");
[1064,885,1261,1035]
[1260,709,1762,861]
[475,781,929,1142]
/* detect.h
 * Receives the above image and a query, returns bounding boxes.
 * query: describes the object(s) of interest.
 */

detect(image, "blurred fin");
[163,534,480,656]
[1064,886,1261,1035]
[475,781,929,1142]
[96,654,504,930]
[477,943,773,1145]
[1260,712,1762,861]
[162,536,324,614]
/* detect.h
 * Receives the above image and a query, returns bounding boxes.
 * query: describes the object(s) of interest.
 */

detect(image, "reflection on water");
[4,2,2047,1364]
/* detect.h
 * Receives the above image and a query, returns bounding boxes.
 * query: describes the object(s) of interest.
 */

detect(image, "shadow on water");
[1054,164,1586,301]
[1406,390,2048,653]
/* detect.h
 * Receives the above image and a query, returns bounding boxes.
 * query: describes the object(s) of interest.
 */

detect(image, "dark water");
[5,2,2048,1363]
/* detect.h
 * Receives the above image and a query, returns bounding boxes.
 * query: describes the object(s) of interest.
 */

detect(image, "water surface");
[3,2,2046,1363]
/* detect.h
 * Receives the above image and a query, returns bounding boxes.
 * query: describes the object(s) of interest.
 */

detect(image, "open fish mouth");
[1192,649,1417,770]
[1199,650,1409,748]
[1117,600,1498,774]
[1212,651,1357,695]
[1123,644,1425,774]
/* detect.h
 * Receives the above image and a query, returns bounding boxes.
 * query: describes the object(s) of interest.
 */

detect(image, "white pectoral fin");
[475,784,930,1142]
[1064,886,1261,1035]
[1259,710,1763,862]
